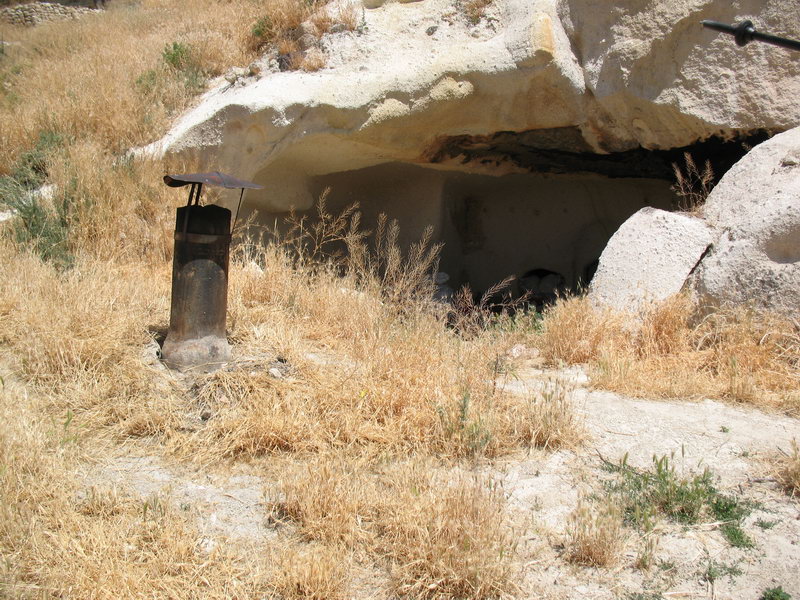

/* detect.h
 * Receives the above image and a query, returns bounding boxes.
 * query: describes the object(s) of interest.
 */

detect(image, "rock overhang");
[140,0,800,299]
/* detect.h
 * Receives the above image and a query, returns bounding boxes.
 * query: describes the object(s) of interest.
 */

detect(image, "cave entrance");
[289,129,768,301]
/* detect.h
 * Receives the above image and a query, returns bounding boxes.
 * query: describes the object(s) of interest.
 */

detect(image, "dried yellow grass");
[461,0,494,24]
[776,440,800,496]
[0,375,270,599]
[537,294,800,413]
[0,192,579,596]
[565,496,626,567]
[267,543,349,600]
[271,457,519,599]
[382,473,518,599]
[0,0,262,167]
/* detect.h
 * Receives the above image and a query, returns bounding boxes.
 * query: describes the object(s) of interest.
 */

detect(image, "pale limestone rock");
[692,127,800,315]
[557,0,800,150]
[142,0,593,207]
[138,0,800,312]
[589,208,713,313]
[143,0,800,214]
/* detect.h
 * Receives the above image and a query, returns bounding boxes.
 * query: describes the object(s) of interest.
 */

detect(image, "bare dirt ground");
[80,359,800,600]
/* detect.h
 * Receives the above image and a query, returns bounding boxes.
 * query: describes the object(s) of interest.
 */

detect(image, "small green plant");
[710,494,756,548]
[701,559,742,584]
[720,523,754,548]
[0,130,75,267]
[761,587,792,600]
[719,425,730,433]
[162,41,191,70]
[142,493,167,521]
[161,41,205,92]
[603,452,714,527]
[602,452,755,548]
[134,68,160,96]
[657,559,675,571]
[756,518,778,530]
[47,409,82,446]
[4,130,65,189]
[634,531,659,570]
[251,15,275,47]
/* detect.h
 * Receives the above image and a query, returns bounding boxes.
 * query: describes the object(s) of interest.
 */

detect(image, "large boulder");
[147,0,800,208]
[590,127,800,316]
[692,127,800,315]
[588,208,713,313]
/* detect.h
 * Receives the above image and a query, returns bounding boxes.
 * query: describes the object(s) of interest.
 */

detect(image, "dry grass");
[671,152,715,214]
[271,457,519,599]
[565,496,626,567]
[776,440,800,496]
[0,375,270,599]
[538,295,629,365]
[538,294,800,413]
[267,543,350,600]
[382,473,518,599]
[460,0,494,25]
[0,0,263,167]
[247,0,359,71]
[0,197,574,596]
[173,228,583,460]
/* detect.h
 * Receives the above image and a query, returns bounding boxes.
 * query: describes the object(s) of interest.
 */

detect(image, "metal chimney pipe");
[160,172,262,371]
[161,200,232,371]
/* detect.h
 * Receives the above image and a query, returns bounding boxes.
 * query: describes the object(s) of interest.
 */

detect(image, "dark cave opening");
[289,129,771,302]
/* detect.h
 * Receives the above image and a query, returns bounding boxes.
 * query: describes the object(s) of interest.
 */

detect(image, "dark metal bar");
[702,20,800,51]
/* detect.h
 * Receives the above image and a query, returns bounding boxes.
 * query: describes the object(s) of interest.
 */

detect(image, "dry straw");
[538,294,799,414]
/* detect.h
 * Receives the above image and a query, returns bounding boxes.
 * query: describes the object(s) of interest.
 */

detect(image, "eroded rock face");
[150,0,799,199]
[692,127,800,315]
[557,0,800,150]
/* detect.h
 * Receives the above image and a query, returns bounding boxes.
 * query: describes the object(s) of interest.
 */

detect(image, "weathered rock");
[557,0,800,150]
[138,0,799,305]
[589,208,713,313]
[147,0,800,196]
[0,2,98,26]
[692,127,800,315]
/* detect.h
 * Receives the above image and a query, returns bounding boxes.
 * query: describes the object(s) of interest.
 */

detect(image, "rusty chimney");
[161,172,262,371]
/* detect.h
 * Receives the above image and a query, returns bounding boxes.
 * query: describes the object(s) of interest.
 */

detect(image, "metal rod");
[702,20,800,51]
[232,188,245,234]
[181,183,201,235]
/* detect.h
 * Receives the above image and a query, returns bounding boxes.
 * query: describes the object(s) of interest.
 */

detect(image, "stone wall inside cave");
[301,163,675,297]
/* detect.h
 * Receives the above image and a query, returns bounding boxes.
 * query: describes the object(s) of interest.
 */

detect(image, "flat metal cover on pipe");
[163,172,264,189]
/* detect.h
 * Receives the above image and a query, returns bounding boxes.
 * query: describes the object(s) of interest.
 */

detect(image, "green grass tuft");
[602,452,755,549]
[761,587,792,600]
